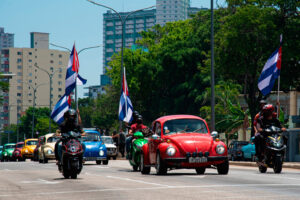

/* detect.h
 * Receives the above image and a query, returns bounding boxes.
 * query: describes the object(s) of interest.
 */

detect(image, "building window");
[17,65,22,69]
[59,54,62,58]
[17,79,22,83]
[58,81,62,85]
[29,52,32,55]
[58,88,62,92]
[28,59,32,62]
[29,80,32,83]
[29,73,32,76]
[58,74,62,78]
[17,86,22,90]
[59,61,62,65]
[17,93,22,97]
[17,52,22,55]
[51,53,54,56]
[17,72,22,76]
[28,93,32,96]
[58,95,62,98]
[17,58,22,63]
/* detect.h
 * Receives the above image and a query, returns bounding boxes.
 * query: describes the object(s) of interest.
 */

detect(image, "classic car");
[241,137,256,161]
[82,130,108,165]
[228,141,249,161]
[33,136,45,161]
[1,143,16,161]
[21,139,38,160]
[38,133,59,163]
[102,136,118,160]
[141,115,229,175]
[12,142,25,161]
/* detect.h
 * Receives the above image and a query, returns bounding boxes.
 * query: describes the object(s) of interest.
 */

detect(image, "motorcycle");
[257,126,287,173]
[128,131,148,171]
[58,131,84,179]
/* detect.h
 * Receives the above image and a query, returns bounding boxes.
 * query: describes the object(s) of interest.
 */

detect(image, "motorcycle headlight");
[216,145,225,155]
[166,146,176,156]
[275,137,283,147]
[99,150,104,156]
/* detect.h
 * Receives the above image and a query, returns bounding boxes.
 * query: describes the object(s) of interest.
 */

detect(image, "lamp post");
[26,82,48,138]
[34,64,65,133]
[87,0,156,127]
[49,43,101,122]
[210,0,215,131]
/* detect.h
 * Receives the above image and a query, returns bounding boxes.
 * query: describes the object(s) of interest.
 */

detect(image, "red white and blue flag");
[51,44,87,124]
[65,44,87,96]
[118,67,133,123]
[258,37,282,96]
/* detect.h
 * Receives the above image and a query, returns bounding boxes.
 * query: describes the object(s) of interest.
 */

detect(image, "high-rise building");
[30,32,49,49]
[102,9,156,75]
[0,27,14,51]
[0,33,69,129]
[156,0,190,26]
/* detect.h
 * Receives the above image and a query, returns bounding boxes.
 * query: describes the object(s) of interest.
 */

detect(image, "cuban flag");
[65,44,87,96]
[51,94,69,124]
[118,67,133,123]
[258,40,282,96]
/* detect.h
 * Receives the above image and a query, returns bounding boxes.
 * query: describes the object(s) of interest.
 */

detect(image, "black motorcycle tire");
[63,171,70,179]
[217,160,229,175]
[140,153,150,175]
[259,165,267,173]
[273,156,283,173]
[195,167,206,174]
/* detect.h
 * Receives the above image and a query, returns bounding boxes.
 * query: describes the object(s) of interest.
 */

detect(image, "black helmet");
[133,111,139,118]
[65,109,76,122]
[259,100,267,105]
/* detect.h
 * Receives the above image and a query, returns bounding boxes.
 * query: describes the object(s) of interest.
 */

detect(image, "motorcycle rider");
[253,100,267,134]
[255,104,286,161]
[126,115,147,159]
[55,109,84,165]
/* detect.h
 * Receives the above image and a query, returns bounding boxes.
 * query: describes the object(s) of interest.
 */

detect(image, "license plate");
[189,157,208,163]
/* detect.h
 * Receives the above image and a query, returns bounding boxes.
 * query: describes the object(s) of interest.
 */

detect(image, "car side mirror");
[211,131,219,139]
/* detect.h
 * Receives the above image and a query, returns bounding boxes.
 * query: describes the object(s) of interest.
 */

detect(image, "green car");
[1,143,16,162]
[0,146,3,161]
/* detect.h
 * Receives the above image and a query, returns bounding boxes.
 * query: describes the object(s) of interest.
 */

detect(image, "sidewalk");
[230,161,300,169]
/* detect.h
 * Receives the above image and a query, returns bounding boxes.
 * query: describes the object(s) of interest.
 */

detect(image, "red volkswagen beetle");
[141,115,229,175]
[12,142,25,161]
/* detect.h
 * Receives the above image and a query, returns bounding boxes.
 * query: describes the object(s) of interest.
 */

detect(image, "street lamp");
[210,0,215,131]
[49,43,102,122]
[25,82,48,138]
[34,63,66,133]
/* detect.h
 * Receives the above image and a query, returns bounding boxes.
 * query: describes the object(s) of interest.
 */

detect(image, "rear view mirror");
[152,134,160,140]
[211,131,218,139]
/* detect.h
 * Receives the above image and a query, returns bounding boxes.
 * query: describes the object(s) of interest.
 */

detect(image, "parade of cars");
[38,133,58,163]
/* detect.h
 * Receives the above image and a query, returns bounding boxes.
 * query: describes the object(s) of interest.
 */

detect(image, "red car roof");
[154,115,205,124]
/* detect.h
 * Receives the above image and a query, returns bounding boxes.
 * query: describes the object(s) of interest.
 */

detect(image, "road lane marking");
[184,175,206,178]
[21,179,59,185]
[106,175,171,187]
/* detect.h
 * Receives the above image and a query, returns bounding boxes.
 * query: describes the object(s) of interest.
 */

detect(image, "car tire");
[43,153,48,164]
[155,152,167,175]
[102,159,109,165]
[217,159,229,175]
[96,160,102,165]
[140,153,150,175]
[195,167,206,174]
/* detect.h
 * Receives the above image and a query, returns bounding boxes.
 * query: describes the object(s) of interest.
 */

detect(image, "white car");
[102,136,118,160]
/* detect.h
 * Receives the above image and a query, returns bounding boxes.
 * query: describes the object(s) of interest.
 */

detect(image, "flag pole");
[277,75,280,118]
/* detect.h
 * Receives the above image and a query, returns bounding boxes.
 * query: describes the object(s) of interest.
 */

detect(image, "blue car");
[82,130,108,165]
[241,137,256,161]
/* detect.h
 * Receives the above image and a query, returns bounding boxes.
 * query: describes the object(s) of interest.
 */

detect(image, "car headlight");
[47,149,53,154]
[166,146,176,156]
[25,149,28,153]
[99,150,104,156]
[4,152,7,156]
[216,145,225,155]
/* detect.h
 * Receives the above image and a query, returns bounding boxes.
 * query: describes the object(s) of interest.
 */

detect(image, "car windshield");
[163,119,208,135]
[16,143,24,148]
[5,145,15,149]
[102,137,113,144]
[47,137,59,143]
[82,133,101,142]
[26,140,38,146]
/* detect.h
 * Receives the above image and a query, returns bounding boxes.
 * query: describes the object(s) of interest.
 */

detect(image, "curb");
[230,161,300,170]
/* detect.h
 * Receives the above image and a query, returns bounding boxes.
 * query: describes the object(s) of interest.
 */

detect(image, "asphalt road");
[0,160,300,200]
